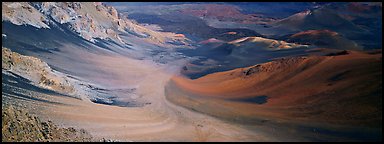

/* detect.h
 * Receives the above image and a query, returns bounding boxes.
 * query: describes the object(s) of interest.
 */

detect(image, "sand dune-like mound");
[180,36,310,79]
[206,36,308,58]
[227,36,308,50]
[198,38,225,48]
[270,2,381,50]
[288,29,363,50]
[199,38,225,45]
[167,49,382,127]
[272,6,366,36]
[179,4,275,25]
[290,29,338,38]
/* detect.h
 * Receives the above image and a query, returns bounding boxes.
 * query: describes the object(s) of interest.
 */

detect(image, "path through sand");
[35,53,274,142]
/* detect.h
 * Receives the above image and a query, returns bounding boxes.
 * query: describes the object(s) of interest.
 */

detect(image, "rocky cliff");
[2,47,74,95]
[2,2,190,47]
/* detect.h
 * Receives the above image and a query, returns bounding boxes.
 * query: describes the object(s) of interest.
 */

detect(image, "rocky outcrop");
[2,2,190,47]
[2,106,92,142]
[2,47,74,94]
[2,2,50,28]
[108,6,118,19]
[39,2,120,43]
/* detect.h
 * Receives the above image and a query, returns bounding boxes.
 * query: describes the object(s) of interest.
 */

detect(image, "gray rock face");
[2,47,75,95]
[2,2,190,47]
[2,2,50,28]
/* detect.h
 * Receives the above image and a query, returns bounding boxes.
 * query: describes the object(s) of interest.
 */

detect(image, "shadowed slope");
[287,29,363,50]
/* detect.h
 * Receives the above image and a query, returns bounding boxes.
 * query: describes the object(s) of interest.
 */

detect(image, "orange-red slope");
[167,50,382,126]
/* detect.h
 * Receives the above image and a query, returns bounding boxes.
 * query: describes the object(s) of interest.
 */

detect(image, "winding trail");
[36,54,273,142]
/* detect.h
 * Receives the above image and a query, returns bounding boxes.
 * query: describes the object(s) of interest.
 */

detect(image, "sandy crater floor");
[33,54,272,142]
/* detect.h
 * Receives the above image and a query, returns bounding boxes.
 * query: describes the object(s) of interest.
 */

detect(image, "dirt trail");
[36,54,272,142]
